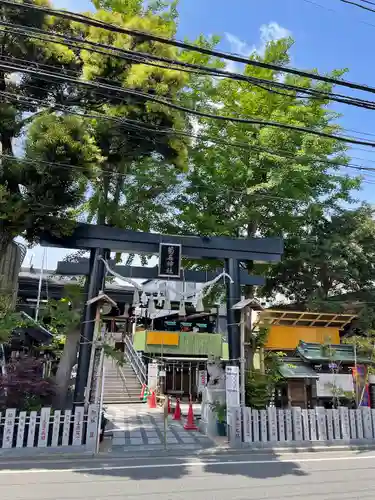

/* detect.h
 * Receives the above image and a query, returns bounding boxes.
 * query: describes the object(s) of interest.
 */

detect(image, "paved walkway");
[105,404,214,451]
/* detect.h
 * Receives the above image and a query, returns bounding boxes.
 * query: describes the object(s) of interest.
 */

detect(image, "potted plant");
[368,366,375,385]
[210,401,227,436]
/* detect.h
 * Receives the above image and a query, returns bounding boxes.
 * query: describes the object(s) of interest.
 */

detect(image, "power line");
[5,51,375,142]
[2,59,375,148]
[5,85,375,182]
[4,153,338,203]
[4,0,375,98]
[340,0,375,12]
[4,22,375,112]
[3,85,375,174]
[2,120,374,183]
[3,54,375,143]
[300,0,375,29]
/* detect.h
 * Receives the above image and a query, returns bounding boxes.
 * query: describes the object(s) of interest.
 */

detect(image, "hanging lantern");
[147,296,156,315]
[132,288,140,307]
[191,294,197,308]
[122,303,130,318]
[195,294,205,312]
[178,299,186,317]
[157,290,164,307]
[141,291,148,306]
[164,287,171,310]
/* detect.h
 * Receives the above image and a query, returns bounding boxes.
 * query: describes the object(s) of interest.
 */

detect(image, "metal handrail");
[124,336,147,385]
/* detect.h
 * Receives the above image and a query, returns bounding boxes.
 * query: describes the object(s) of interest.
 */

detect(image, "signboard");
[316,373,354,398]
[148,362,159,391]
[229,406,242,445]
[158,243,181,278]
[226,365,240,408]
[198,370,207,394]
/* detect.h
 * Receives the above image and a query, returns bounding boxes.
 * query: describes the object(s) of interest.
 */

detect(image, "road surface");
[1,449,374,499]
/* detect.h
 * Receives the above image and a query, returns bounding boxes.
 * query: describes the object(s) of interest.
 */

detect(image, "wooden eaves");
[255,310,357,329]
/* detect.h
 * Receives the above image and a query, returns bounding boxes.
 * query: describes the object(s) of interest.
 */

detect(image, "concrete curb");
[95,442,375,459]
[0,449,96,460]
[227,438,375,453]
[2,441,375,462]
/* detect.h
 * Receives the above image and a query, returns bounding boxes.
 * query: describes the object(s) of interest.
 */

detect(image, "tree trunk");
[0,238,22,308]
[98,164,110,225]
[53,328,80,409]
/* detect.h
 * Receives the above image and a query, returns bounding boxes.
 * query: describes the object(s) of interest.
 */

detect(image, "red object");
[139,384,146,400]
[148,390,157,409]
[168,397,171,414]
[173,398,181,420]
[184,401,198,431]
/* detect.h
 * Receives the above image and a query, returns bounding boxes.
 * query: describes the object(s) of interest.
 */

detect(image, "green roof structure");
[296,341,370,364]
[279,357,319,379]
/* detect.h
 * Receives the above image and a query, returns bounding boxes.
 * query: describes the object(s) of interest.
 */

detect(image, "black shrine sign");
[158,242,181,278]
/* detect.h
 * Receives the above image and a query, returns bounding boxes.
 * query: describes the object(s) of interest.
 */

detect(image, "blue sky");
[25,0,375,268]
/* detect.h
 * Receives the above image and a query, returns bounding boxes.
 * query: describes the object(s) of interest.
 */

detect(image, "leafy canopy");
[173,38,359,243]
[265,204,375,307]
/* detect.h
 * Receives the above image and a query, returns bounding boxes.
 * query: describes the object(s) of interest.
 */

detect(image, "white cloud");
[225,22,291,72]
[224,33,254,57]
[259,22,291,47]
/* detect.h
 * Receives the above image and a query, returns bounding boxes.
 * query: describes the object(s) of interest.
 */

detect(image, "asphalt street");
[1,449,374,500]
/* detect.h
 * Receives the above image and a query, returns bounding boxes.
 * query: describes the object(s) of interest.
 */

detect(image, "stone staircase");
[103,357,143,405]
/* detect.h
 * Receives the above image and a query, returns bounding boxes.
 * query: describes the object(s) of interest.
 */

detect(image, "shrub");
[0,356,55,411]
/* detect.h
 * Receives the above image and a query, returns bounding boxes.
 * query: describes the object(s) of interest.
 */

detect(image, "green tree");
[0,283,82,407]
[265,204,375,307]
[73,0,220,229]
[0,295,21,342]
[42,287,125,407]
[0,0,100,293]
[264,204,375,334]
[172,38,359,266]
[1,0,221,269]
[42,290,83,408]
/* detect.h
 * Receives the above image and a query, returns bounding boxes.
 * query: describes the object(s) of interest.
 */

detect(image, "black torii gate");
[40,223,283,405]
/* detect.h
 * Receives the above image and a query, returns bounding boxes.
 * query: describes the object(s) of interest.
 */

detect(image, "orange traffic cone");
[168,397,171,414]
[184,400,198,430]
[148,390,157,409]
[139,384,146,400]
[173,398,181,420]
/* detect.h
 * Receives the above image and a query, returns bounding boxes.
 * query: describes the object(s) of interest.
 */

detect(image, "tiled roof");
[296,341,370,364]
[279,357,319,379]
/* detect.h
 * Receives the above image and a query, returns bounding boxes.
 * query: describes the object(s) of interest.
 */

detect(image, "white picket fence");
[228,406,375,446]
[0,405,99,452]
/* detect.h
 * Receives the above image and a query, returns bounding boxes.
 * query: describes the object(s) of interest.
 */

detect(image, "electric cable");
[5,151,374,202]
[300,0,375,29]
[6,52,375,142]
[4,83,375,149]
[1,59,375,148]
[3,0,375,98]
[340,0,375,12]
[3,86,375,182]
[4,21,375,111]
